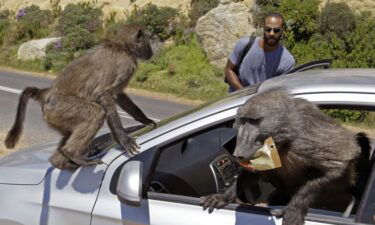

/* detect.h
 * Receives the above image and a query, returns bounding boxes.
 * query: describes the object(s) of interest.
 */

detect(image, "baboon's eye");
[136,29,144,41]
[240,117,261,125]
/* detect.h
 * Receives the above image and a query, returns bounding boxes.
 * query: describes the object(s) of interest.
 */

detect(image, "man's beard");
[264,35,281,47]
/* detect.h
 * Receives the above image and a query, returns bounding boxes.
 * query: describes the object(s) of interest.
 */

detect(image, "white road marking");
[0,85,160,121]
[0,85,22,94]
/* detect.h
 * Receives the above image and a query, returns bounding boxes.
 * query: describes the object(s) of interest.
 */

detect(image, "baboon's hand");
[140,117,156,127]
[271,206,305,225]
[201,194,233,213]
[118,135,139,155]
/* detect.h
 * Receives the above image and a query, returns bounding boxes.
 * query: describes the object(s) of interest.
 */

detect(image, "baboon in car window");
[202,89,371,225]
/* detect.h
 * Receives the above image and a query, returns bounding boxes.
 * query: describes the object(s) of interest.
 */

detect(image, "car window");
[149,121,237,197]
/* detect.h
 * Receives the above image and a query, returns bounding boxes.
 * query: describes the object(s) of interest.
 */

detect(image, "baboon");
[202,89,371,225]
[5,24,155,170]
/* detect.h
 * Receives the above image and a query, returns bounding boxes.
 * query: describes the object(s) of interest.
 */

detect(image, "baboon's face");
[232,91,288,161]
[233,115,264,161]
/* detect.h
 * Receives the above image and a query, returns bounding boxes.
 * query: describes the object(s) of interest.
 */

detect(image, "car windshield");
[131,84,259,138]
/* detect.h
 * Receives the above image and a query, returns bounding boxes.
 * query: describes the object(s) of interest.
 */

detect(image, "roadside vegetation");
[0,0,374,122]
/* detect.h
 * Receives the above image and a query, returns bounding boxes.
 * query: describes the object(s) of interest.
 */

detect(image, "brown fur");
[5,24,154,170]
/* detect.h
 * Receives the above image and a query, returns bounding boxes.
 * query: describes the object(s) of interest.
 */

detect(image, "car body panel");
[0,165,106,225]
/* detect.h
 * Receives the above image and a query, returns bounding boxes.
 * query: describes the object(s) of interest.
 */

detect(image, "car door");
[91,113,333,225]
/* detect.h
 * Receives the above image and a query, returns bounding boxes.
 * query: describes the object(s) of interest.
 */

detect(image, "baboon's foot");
[49,152,104,171]
[49,152,79,171]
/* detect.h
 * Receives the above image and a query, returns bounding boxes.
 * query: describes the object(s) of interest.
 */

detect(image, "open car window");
[145,105,375,224]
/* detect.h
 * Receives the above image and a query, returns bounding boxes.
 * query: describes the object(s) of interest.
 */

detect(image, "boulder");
[17,37,62,61]
[196,1,256,67]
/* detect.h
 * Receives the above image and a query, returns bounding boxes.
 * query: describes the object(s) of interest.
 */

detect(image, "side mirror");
[116,160,143,206]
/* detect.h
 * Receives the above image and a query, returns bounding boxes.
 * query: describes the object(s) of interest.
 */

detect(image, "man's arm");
[224,59,243,91]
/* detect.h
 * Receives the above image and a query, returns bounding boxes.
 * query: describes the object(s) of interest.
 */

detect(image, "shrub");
[43,44,74,72]
[323,109,367,123]
[290,32,346,65]
[3,5,54,45]
[126,3,179,41]
[43,27,97,72]
[0,17,10,46]
[188,0,219,27]
[56,2,102,35]
[61,26,97,52]
[341,12,375,68]
[319,2,356,38]
[252,0,280,28]
[279,0,320,42]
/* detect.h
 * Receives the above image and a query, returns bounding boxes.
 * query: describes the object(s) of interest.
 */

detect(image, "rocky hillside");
[1,0,374,17]
[0,0,192,18]
[320,0,375,13]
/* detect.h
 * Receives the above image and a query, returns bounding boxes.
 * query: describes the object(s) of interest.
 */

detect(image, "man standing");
[225,13,295,92]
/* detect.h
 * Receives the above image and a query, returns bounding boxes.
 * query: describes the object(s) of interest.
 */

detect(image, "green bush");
[341,12,375,68]
[43,26,97,72]
[279,0,320,43]
[188,0,219,27]
[323,109,367,123]
[56,2,102,35]
[61,26,97,51]
[3,5,54,45]
[43,45,74,72]
[290,32,346,65]
[319,2,356,38]
[256,0,280,6]
[252,0,280,28]
[0,18,10,46]
[126,3,180,41]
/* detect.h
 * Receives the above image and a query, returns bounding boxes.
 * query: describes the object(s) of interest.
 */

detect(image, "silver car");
[1,68,375,225]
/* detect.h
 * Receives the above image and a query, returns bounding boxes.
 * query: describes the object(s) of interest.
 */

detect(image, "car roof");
[135,68,375,144]
[259,68,375,95]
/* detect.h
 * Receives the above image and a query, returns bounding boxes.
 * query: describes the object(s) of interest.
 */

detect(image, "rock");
[18,37,62,61]
[195,1,256,67]
[319,0,375,14]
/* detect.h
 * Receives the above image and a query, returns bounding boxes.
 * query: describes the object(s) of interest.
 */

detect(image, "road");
[0,69,194,151]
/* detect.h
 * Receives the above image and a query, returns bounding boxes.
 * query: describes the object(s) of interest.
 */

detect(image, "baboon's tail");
[5,87,47,148]
[354,132,371,197]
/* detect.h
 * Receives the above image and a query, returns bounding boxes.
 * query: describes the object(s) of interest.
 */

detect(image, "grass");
[0,45,47,73]
[342,112,375,138]
[131,36,228,101]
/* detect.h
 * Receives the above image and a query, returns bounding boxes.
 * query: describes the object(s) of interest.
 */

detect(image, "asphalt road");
[0,69,193,148]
